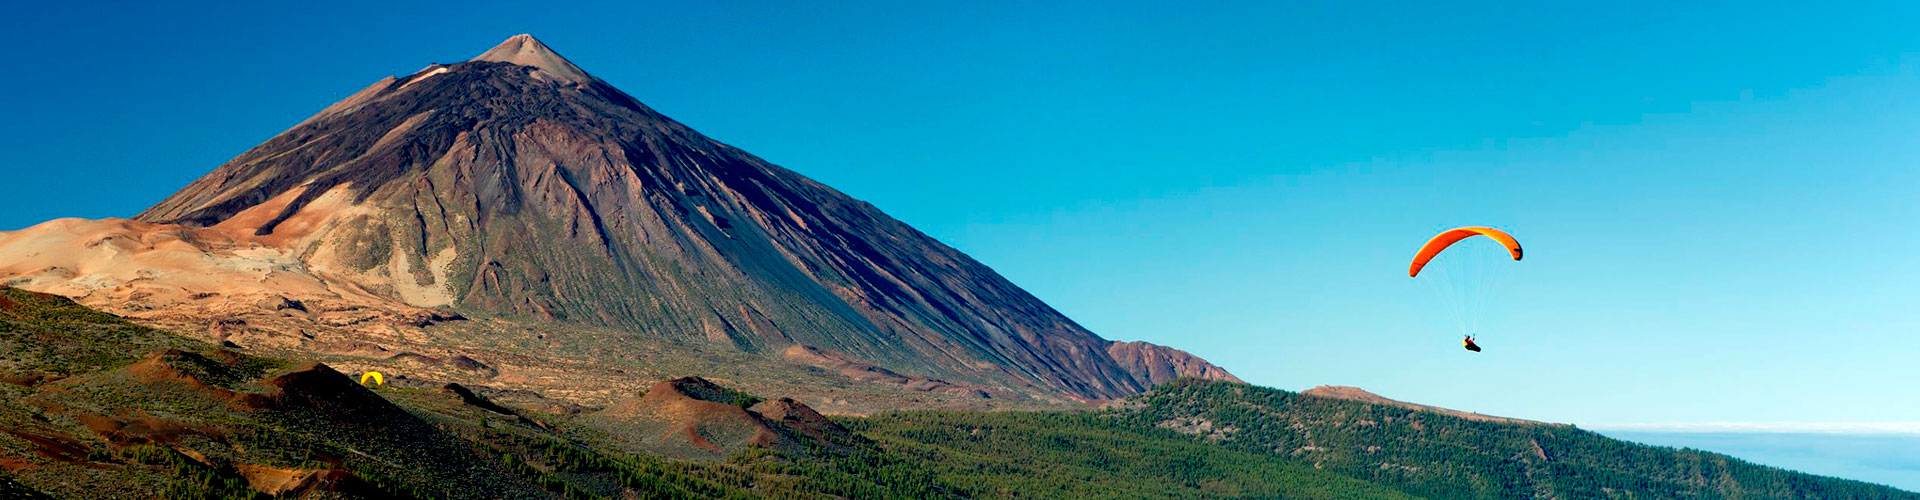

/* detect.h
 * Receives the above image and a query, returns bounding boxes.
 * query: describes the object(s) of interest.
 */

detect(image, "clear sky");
[3,1,1916,428]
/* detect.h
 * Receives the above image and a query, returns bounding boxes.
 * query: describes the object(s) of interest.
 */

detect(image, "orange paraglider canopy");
[1408,227,1522,278]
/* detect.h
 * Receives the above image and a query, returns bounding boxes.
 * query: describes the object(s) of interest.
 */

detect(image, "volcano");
[11,35,1234,401]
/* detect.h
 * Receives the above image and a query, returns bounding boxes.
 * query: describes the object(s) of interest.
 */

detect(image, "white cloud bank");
[1583,422,1920,435]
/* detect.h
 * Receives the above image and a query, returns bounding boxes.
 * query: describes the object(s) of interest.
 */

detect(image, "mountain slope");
[0,286,967,500]
[1116,380,1917,500]
[2,291,1906,499]
[851,411,1426,500]
[109,34,1224,400]
[0,287,545,499]
[0,287,1372,499]
[1303,385,1542,425]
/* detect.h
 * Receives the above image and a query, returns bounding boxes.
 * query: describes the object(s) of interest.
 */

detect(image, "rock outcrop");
[1106,340,1243,387]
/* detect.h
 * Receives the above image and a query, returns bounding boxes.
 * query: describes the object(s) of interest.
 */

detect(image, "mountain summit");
[21,35,1236,401]
[470,34,594,83]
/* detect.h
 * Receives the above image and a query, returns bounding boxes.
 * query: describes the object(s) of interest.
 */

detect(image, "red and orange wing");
[1409,226,1522,278]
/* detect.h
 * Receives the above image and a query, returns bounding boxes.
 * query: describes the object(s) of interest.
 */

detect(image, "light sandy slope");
[0,183,457,352]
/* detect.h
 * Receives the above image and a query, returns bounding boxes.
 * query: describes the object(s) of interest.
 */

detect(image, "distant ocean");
[1599,431,1920,492]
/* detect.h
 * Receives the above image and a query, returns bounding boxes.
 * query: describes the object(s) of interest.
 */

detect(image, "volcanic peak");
[470,34,594,83]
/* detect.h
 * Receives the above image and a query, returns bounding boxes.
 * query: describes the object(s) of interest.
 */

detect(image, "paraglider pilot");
[1462,335,1481,352]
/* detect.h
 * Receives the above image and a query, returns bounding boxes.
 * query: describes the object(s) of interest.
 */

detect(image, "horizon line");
[1582,421,1920,435]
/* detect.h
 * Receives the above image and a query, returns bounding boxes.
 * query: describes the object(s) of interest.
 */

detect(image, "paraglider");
[359,371,385,387]
[1409,226,1522,278]
[1411,227,1522,352]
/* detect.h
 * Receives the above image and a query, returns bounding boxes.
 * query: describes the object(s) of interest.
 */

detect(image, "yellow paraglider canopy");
[359,371,385,387]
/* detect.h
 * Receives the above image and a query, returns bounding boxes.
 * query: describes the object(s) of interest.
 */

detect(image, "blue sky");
[3,1,1917,429]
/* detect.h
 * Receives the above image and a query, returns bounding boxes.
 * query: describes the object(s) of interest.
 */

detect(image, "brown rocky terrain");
[585,377,818,459]
[0,34,1234,411]
[780,345,992,398]
[749,397,849,441]
[1106,340,1245,386]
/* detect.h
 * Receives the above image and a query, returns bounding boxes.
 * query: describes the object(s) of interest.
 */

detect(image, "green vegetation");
[850,410,1423,499]
[432,395,965,499]
[117,445,268,500]
[0,288,1912,499]
[0,288,202,376]
[1113,379,1917,500]
[0,473,52,500]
